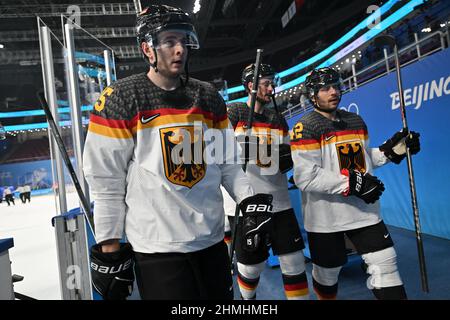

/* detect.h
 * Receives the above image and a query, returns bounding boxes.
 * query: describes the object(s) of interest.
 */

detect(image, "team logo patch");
[254,133,272,168]
[160,126,206,188]
[336,140,366,172]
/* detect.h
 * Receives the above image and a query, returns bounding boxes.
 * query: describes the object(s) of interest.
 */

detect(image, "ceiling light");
[193,0,201,13]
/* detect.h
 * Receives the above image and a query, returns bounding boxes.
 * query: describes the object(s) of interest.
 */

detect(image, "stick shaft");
[393,44,428,292]
[229,49,264,265]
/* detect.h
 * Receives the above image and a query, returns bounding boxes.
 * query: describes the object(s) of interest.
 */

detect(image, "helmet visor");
[146,24,200,49]
[258,74,279,91]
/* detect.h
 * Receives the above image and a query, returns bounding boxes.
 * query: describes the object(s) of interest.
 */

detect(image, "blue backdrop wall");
[287,48,450,240]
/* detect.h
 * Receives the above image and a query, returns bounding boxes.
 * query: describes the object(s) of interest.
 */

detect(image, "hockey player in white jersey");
[83,4,273,300]
[291,67,420,300]
[227,63,309,300]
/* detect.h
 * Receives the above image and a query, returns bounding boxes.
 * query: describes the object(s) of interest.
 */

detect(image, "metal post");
[351,62,357,89]
[54,214,93,300]
[414,33,421,58]
[133,0,142,13]
[64,23,90,207]
[446,25,450,48]
[383,48,390,73]
[111,52,117,82]
[39,24,68,215]
[103,50,113,86]
[439,32,445,50]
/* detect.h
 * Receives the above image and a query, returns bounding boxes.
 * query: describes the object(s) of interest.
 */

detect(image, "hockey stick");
[37,91,96,240]
[270,93,283,125]
[229,49,264,266]
[374,35,428,293]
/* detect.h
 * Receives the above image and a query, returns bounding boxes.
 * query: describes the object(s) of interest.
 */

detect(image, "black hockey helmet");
[136,5,199,82]
[136,5,199,49]
[305,67,343,100]
[241,63,277,91]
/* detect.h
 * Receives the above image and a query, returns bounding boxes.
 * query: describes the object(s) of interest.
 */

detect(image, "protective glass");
[0,123,5,140]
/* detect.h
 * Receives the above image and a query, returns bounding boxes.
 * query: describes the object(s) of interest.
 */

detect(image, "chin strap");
[151,50,159,73]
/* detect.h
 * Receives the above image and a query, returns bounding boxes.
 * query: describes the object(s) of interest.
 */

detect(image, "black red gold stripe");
[291,129,368,151]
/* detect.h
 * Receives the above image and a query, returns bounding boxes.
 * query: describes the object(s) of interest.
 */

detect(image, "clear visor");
[147,24,200,50]
[318,80,343,92]
[258,74,280,91]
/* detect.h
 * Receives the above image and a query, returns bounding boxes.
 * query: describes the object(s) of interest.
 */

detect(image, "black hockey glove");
[238,194,274,252]
[237,135,259,163]
[276,144,294,174]
[341,169,385,204]
[90,242,134,300]
[379,129,420,164]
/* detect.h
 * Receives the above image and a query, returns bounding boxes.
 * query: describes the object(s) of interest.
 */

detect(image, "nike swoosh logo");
[141,113,160,124]
[361,185,378,196]
[325,135,335,141]
[294,238,301,242]
[384,234,389,239]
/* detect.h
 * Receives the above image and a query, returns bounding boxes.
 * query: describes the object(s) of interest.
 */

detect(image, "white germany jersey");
[291,109,389,233]
[83,73,253,253]
[227,103,292,213]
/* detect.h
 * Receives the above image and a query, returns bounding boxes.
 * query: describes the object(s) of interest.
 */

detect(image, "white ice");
[0,191,81,300]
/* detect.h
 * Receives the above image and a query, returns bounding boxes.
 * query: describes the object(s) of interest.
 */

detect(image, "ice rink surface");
[0,192,81,300]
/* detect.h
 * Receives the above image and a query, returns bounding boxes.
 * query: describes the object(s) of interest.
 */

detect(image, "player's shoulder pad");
[92,73,144,119]
[188,77,228,115]
[291,111,321,141]
[226,102,247,121]
[188,77,220,95]
[226,102,247,114]
[337,109,367,128]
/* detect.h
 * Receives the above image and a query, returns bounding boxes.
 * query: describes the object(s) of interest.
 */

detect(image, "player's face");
[315,84,341,111]
[248,77,275,104]
[153,30,188,78]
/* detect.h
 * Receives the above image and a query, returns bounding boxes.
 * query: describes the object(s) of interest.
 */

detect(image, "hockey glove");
[238,194,274,252]
[341,169,385,204]
[379,129,420,164]
[90,242,134,300]
[277,144,294,174]
[237,135,259,163]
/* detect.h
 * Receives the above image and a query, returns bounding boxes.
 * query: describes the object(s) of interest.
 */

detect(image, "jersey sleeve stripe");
[235,125,286,137]
[134,107,224,122]
[215,118,230,130]
[131,114,214,133]
[90,113,131,129]
[88,121,133,139]
[235,121,288,133]
[291,138,321,150]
